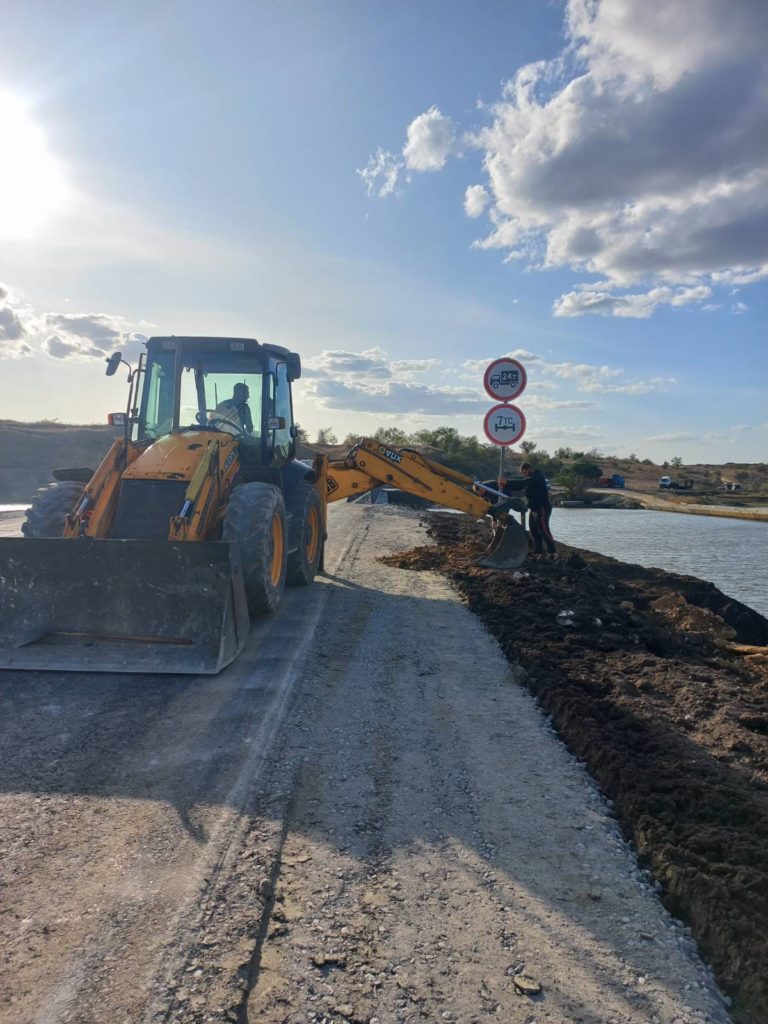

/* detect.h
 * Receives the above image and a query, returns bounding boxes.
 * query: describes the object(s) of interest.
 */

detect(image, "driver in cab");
[216,382,254,434]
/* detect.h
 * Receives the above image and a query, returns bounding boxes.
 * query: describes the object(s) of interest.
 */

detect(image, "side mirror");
[108,412,126,426]
[286,352,301,381]
[268,416,286,431]
[105,352,123,377]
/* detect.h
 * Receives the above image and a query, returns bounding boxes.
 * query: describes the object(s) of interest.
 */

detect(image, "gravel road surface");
[0,505,731,1024]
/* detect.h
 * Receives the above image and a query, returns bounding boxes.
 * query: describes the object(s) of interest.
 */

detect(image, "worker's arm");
[473,479,497,499]
[498,476,526,493]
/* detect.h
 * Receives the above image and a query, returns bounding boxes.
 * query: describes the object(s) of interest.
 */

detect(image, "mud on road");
[383,512,768,1024]
[0,505,737,1024]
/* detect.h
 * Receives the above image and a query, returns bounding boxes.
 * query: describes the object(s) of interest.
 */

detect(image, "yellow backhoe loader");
[0,336,528,674]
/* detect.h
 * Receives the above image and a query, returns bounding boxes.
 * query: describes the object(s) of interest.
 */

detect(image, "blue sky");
[0,0,766,462]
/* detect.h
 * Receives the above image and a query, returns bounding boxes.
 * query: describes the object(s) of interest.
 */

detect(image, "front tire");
[286,482,323,586]
[222,482,287,616]
[22,481,83,538]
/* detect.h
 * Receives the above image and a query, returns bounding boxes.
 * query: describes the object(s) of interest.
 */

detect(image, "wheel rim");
[306,505,320,563]
[270,513,284,586]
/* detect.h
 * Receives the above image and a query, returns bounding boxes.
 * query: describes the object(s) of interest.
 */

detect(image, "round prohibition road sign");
[483,403,526,446]
[483,357,527,402]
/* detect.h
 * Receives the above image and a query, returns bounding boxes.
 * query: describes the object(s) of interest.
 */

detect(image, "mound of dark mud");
[382,514,768,1024]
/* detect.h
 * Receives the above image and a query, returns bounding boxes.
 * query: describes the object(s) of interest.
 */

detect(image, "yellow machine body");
[0,431,253,674]
[0,335,325,674]
[61,431,241,542]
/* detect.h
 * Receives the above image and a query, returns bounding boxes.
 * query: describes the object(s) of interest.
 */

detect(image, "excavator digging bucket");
[0,538,250,675]
[475,516,530,570]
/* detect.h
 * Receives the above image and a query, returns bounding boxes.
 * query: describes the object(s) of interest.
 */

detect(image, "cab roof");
[146,336,301,379]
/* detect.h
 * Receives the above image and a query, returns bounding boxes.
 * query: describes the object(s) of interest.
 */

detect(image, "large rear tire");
[286,482,323,586]
[22,481,83,538]
[222,482,287,616]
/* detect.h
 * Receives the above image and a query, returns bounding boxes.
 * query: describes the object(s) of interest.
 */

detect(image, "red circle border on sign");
[483,358,527,401]
[483,403,527,446]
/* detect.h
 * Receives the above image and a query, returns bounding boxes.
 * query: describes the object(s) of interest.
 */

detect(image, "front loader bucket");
[0,538,250,675]
[475,516,529,570]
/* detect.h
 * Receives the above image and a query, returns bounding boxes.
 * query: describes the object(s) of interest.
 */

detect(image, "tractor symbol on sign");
[495,412,519,431]
[490,368,519,391]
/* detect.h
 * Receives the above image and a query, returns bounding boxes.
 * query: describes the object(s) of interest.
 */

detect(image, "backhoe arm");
[325,438,496,517]
[323,438,529,570]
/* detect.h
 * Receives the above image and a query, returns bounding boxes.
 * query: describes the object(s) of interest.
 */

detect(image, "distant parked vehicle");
[597,474,625,488]
[659,476,693,491]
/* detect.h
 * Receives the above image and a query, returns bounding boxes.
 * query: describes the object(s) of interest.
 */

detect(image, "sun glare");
[0,91,70,240]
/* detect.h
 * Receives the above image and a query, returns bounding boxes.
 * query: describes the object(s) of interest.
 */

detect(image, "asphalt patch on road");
[381,513,768,1024]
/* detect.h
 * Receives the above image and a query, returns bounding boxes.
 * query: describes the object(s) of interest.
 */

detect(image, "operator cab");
[130,337,301,467]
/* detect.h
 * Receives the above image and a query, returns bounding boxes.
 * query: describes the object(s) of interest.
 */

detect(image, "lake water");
[551,508,768,618]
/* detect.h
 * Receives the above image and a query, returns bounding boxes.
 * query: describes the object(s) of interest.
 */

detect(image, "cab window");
[178,363,263,438]
[272,363,293,460]
[136,350,175,439]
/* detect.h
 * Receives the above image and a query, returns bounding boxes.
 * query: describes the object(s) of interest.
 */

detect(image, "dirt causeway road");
[0,505,731,1024]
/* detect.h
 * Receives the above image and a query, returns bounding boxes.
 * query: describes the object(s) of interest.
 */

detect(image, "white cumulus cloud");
[552,284,713,318]
[0,284,35,358]
[304,347,392,379]
[357,149,403,198]
[403,107,459,171]
[464,185,490,218]
[0,288,148,363]
[362,0,768,314]
[40,312,147,362]
[473,5,768,300]
[358,107,460,198]
[568,0,768,88]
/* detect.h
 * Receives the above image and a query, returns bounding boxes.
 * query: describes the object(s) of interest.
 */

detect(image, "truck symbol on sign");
[495,413,520,431]
[490,369,519,390]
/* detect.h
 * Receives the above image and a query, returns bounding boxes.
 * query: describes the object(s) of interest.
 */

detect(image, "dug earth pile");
[382,514,768,1024]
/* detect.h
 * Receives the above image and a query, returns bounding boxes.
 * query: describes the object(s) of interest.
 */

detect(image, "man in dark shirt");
[498,462,557,554]
[216,382,254,434]
[479,462,557,552]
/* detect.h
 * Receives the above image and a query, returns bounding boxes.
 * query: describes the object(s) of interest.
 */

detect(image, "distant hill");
[0,421,118,503]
